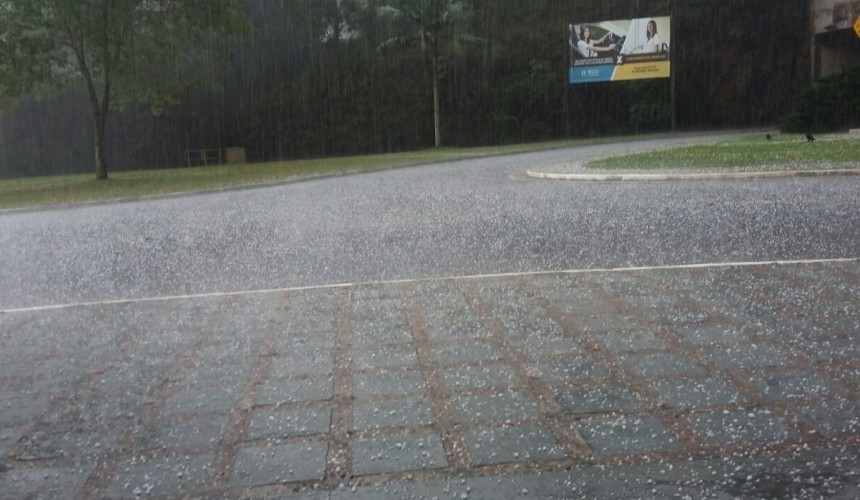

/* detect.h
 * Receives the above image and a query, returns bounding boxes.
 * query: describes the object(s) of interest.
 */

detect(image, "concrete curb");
[526,168,860,182]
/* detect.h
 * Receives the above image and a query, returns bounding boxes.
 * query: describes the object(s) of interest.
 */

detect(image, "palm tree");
[377,0,475,148]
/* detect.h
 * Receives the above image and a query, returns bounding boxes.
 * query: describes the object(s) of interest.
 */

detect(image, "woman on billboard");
[571,24,616,58]
[634,20,662,53]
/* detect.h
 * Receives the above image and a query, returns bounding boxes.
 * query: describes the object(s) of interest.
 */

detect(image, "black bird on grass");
[766,134,772,141]
[806,133,815,142]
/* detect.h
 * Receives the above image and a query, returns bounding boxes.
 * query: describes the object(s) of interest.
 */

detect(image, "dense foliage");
[781,65,860,133]
[0,0,814,177]
[0,0,245,178]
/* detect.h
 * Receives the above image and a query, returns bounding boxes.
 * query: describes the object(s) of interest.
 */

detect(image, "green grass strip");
[585,134,860,171]
[0,134,679,210]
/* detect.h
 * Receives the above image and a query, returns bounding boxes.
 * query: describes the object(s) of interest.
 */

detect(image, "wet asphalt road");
[1,133,859,310]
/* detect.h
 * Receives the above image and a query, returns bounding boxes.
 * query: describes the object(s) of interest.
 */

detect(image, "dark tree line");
[0,0,813,178]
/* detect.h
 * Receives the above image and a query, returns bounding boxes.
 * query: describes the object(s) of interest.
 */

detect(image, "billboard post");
[670,4,677,130]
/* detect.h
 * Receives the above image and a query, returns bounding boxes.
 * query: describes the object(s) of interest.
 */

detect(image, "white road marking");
[2,257,857,314]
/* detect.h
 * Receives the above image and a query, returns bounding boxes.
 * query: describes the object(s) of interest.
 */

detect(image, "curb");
[526,168,860,182]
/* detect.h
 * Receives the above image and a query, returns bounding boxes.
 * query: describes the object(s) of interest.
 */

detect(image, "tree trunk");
[431,39,442,148]
[94,112,108,180]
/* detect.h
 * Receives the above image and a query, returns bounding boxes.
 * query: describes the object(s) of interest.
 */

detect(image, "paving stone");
[527,358,610,383]
[353,344,418,370]
[650,377,746,408]
[425,320,490,342]
[57,391,145,424]
[745,371,844,401]
[577,416,682,456]
[441,364,518,390]
[703,344,792,371]
[352,312,409,334]
[135,334,195,361]
[353,397,435,431]
[269,352,334,377]
[137,414,228,451]
[351,293,403,308]
[209,326,269,346]
[818,311,860,332]
[500,316,563,337]
[0,396,50,428]
[350,290,401,306]
[674,325,748,345]
[554,384,642,414]
[257,376,333,405]
[92,363,166,395]
[276,332,337,353]
[163,384,244,415]
[354,370,426,398]
[622,295,684,311]
[353,432,447,475]
[18,421,128,460]
[686,410,795,448]
[196,342,258,364]
[32,356,92,387]
[285,315,336,335]
[756,318,822,341]
[788,338,860,362]
[797,399,860,438]
[449,392,539,423]
[587,276,641,295]
[577,315,638,333]
[109,454,214,496]
[0,353,42,379]
[229,441,328,486]
[0,426,25,458]
[290,293,339,310]
[554,300,615,319]
[0,465,95,499]
[594,331,666,352]
[492,303,549,319]
[465,425,567,465]
[422,307,479,325]
[433,341,502,365]
[621,352,706,378]
[514,337,583,359]
[183,361,254,389]
[247,406,332,440]
[647,306,712,326]
[354,326,413,347]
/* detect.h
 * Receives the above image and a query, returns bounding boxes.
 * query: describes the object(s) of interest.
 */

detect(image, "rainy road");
[1,134,860,498]
[1,133,859,311]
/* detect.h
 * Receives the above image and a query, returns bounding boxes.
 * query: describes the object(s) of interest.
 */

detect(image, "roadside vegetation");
[4,133,858,210]
[585,134,860,172]
[0,138,595,210]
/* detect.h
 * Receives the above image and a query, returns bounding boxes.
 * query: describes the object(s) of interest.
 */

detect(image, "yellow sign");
[855,15,860,38]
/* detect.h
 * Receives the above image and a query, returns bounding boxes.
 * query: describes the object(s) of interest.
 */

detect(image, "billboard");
[568,16,671,84]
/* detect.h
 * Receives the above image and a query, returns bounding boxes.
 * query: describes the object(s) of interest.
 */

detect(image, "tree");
[377,0,476,148]
[0,0,245,180]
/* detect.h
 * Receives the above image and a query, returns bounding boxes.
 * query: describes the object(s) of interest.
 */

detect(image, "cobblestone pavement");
[1,261,859,498]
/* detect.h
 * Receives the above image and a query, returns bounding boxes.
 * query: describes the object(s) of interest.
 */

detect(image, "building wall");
[811,0,860,78]
[811,0,859,33]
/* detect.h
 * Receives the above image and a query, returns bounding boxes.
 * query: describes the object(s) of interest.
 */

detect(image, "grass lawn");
[0,133,681,210]
[585,134,860,171]
[5,132,856,210]
[0,146,542,210]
